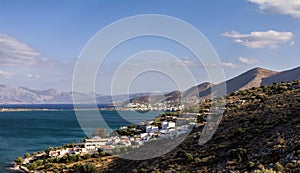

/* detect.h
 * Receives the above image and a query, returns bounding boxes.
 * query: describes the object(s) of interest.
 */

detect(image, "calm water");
[0,110,160,173]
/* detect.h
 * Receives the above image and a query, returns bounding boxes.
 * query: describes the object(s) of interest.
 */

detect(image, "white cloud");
[223,62,237,68]
[222,30,294,48]
[0,70,13,79]
[248,0,300,19]
[170,57,200,67]
[0,34,44,67]
[238,57,260,65]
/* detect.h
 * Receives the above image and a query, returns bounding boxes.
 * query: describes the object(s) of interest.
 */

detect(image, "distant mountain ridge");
[0,66,299,104]
[0,85,150,104]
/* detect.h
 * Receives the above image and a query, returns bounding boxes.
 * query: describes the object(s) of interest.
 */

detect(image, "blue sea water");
[0,109,160,172]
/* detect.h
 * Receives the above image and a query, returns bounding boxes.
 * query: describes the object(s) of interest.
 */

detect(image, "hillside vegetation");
[103,80,300,172]
[21,80,300,173]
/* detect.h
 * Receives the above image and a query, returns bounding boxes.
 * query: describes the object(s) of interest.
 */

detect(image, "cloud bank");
[248,0,300,19]
[222,30,294,48]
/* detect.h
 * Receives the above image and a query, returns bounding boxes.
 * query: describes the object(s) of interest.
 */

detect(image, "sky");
[0,0,299,95]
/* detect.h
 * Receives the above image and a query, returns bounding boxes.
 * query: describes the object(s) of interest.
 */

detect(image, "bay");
[0,110,160,172]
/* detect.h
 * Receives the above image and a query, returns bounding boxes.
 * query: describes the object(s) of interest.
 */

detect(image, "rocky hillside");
[103,80,300,172]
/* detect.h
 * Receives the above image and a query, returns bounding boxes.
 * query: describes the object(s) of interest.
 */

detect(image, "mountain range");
[129,66,300,104]
[0,66,299,104]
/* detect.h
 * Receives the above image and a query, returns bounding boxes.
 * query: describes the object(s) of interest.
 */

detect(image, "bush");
[60,155,69,163]
[99,151,109,157]
[15,157,24,166]
[230,148,247,161]
[83,153,91,160]
[68,154,77,162]
[234,128,247,136]
[44,163,54,169]
[92,152,100,158]
[82,163,97,173]
[248,161,255,168]
[176,150,194,162]
[72,163,83,171]
[274,162,284,172]
[28,162,38,171]
[25,153,31,158]
[34,159,43,166]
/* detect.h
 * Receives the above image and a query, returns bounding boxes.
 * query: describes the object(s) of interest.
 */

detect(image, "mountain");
[198,67,279,98]
[182,82,213,99]
[262,66,300,85]
[0,84,152,104]
[129,82,212,104]
[128,66,300,103]
[0,85,73,104]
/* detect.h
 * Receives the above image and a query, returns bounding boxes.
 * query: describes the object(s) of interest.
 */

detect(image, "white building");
[84,136,109,151]
[152,126,159,133]
[146,126,152,133]
[162,122,168,130]
[168,121,176,128]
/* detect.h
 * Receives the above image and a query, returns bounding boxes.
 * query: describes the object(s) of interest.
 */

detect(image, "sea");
[0,104,161,173]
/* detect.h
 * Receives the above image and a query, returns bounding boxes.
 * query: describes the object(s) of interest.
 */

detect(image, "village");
[46,119,199,159]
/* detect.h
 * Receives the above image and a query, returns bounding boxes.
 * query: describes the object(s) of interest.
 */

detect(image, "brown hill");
[129,82,213,104]
[262,66,300,85]
[197,67,279,98]
[182,82,213,99]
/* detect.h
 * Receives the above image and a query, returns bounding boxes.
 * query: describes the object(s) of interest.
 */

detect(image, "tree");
[25,152,31,158]
[92,128,107,137]
[15,157,24,166]
[196,113,205,123]
[28,162,38,171]
[82,163,97,173]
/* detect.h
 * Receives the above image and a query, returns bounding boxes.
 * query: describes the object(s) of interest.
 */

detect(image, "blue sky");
[0,0,299,94]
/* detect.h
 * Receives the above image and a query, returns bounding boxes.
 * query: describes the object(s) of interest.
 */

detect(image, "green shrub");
[44,163,54,169]
[82,163,97,173]
[25,153,31,158]
[176,150,194,162]
[72,163,83,171]
[15,157,24,166]
[34,159,43,166]
[28,162,38,171]
[68,154,77,162]
[248,161,255,168]
[230,148,247,161]
[83,153,91,160]
[274,162,284,172]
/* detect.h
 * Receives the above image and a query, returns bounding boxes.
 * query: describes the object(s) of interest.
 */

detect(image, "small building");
[162,121,168,130]
[168,121,176,129]
[84,136,109,151]
[146,125,152,133]
[152,126,159,133]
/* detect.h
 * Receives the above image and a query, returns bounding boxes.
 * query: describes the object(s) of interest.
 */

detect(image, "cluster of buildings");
[45,116,198,157]
[82,121,198,153]
[48,146,87,157]
[47,120,198,158]
[123,102,184,111]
